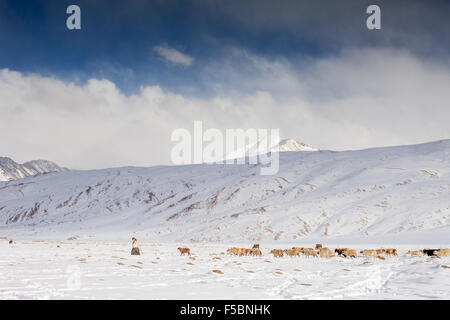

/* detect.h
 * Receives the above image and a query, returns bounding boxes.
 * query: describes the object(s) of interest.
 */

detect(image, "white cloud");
[153,45,194,66]
[0,47,449,170]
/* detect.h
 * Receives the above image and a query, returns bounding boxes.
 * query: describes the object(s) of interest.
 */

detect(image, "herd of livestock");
[221,244,450,259]
[7,239,449,259]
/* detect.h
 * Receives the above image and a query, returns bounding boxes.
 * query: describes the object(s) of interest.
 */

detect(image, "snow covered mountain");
[277,139,318,152]
[0,139,448,243]
[224,138,317,161]
[0,157,67,182]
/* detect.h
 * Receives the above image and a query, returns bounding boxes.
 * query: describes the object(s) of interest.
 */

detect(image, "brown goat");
[178,247,191,256]
[384,248,398,256]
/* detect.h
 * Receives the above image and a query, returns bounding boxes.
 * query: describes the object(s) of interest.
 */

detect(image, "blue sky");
[1,0,449,95]
[0,1,449,168]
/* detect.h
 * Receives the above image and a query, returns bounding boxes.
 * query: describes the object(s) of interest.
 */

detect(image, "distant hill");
[0,157,67,181]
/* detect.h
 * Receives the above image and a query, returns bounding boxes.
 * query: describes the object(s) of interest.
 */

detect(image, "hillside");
[0,140,448,243]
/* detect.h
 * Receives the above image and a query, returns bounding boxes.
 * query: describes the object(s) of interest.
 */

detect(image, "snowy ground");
[1,239,449,300]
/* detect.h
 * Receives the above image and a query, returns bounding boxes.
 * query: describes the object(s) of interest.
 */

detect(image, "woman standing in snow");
[131,237,140,255]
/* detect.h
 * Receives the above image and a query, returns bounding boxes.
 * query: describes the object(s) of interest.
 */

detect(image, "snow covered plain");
[1,239,449,299]
[0,139,449,299]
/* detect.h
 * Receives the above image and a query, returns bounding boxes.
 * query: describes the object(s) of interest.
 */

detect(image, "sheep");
[342,249,357,258]
[301,248,318,257]
[230,247,240,255]
[270,249,284,258]
[434,249,450,257]
[250,248,262,256]
[252,244,260,249]
[283,248,301,257]
[407,250,422,256]
[318,247,335,258]
[235,248,250,256]
[360,249,378,257]
[335,248,349,256]
[315,244,322,250]
[227,247,254,256]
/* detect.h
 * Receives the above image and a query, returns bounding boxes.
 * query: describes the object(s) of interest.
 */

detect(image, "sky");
[0,0,449,169]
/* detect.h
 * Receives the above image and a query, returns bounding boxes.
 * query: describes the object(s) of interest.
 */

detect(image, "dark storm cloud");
[194,0,450,57]
[1,1,449,75]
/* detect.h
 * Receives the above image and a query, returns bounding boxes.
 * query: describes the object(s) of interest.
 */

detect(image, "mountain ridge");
[0,139,448,242]
[0,157,67,182]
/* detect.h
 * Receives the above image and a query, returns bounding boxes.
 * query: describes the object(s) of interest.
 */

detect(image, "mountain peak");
[0,157,67,182]
[224,137,318,162]
[276,139,319,152]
